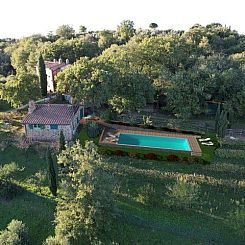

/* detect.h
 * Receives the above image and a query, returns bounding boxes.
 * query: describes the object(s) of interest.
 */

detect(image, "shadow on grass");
[0,184,55,244]
[116,195,244,245]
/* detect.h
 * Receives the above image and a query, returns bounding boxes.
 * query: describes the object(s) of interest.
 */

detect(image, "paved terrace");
[91,119,202,156]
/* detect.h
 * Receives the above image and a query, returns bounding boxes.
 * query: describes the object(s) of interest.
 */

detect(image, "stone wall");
[26,124,73,141]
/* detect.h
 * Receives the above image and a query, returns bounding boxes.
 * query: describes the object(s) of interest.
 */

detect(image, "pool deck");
[99,127,202,156]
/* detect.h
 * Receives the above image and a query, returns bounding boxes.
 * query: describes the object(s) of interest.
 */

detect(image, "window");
[39,124,45,129]
[50,124,58,130]
[33,124,45,129]
[28,124,33,129]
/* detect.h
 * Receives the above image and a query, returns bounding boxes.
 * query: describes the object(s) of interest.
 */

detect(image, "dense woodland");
[0,21,245,119]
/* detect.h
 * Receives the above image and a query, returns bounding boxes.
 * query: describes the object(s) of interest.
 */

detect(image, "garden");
[0,113,244,244]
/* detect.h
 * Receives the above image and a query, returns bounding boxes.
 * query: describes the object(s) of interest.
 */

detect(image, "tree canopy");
[53,141,116,243]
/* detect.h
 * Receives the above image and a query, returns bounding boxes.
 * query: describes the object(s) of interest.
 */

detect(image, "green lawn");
[1,125,244,244]
[0,144,55,244]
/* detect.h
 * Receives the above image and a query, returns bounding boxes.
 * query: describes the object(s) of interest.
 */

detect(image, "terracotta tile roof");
[44,61,67,71]
[22,104,79,125]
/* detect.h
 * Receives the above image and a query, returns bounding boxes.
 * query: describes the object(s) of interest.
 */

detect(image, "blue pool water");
[118,133,191,151]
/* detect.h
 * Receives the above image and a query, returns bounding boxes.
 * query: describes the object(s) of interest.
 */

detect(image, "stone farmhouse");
[22,101,84,141]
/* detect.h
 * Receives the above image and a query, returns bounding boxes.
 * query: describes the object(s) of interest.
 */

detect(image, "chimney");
[58,58,62,64]
[28,100,36,114]
[65,59,69,65]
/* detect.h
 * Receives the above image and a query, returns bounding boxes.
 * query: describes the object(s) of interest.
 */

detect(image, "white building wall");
[46,68,54,93]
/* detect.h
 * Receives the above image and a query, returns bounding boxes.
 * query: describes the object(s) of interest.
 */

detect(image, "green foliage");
[55,141,116,242]
[0,72,40,108]
[43,235,70,245]
[0,219,29,245]
[78,25,87,34]
[166,177,200,209]
[100,109,117,121]
[86,121,100,138]
[59,131,65,153]
[55,25,75,39]
[216,110,229,138]
[47,149,57,196]
[142,116,153,127]
[0,162,21,180]
[38,54,47,96]
[136,184,158,206]
[214,103,221,132]
[116,20,135,42]
[215,148,245,160]
[40,35,100,63]
[98,30,117,49]
[149,23,158,29]
[26,170,47,194]
[4,36,45,73]
[0,162,22,200]
[227,203,245,239]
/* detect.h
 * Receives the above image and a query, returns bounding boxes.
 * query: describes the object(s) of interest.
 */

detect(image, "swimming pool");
[117,133,191,151]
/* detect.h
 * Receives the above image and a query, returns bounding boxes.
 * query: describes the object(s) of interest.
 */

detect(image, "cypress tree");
[220,111,229,138]
[59,130,66,152]
[38,54,47,97]
[217,110,229,138]
[47,149,57,196]
[215,103,221,132]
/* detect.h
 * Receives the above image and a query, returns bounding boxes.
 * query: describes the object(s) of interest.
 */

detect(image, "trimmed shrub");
[144,153,158,160]
[167,154,179,162]
[114,150,126,156]
[128,152,138,158]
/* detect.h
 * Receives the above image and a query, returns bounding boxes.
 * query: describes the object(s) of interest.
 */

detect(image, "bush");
[44,235,70,245]
[86,121,100,138]
[142,116,153,128]
[100,110,117,121]
[0,219,29,245]
[166,177,200,209]
[128,152,138,158]
[167,154,179,161]
[144,153,158,160]
[114,150,126,156]
[136,184,159,206]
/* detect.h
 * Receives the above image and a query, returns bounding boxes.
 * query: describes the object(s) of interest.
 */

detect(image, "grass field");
[0,125,244,244]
